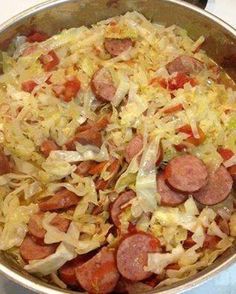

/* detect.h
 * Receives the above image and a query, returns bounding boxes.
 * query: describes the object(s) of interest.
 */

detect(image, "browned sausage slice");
[157,173,188,207]
[75,128,102,148]
[91,68,116,102]
[104,38,133,57]
[125,135,143,163]
[59,255,90,288]
[166,55,204,75]
[28,213,70,241]
[0,152,11,175]
[110,190,136,227]
[20,235,57,261]
[116,232,161,281]
[65,128,102,150]
[165,155,208,193]
[28,213,46,240]
[39,189,80,212]
[75,247,120,294]
[50,214,71,232]
[193,165,233,205]
[228,165,236,184]
[40,139,59,157]
[203,235,221,249]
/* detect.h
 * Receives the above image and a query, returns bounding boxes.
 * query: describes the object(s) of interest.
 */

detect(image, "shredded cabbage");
[136,137,160,213]
[24,242,77,276]
[146,245,184,274]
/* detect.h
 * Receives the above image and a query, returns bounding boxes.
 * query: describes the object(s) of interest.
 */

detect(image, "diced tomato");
[62,79,81,102]
[163,103,183,114]
[21,80,37,93]
[40,139,59,157]
[27,32,48,43]
[88,161,108,175]
[217,148,234,161]
[177,124,205,146]
[168,73,197,90]
[40,50,59,72]
[203,235,221,249]
[173,143,187,152]
[149,77,167,88]
[150,73,196,91]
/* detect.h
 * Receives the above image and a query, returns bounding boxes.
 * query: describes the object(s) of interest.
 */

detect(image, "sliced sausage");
[39,189,80,212]
[75,247,120,294]
[104,38,133,57]
[40,139,59,157]
[91,68,116,102]
[95,178,109,191]
[28,213,70,241]
[75,161,96,176]
[166,55,204,75]
[157,173,188,207]
[125,135,143,163]
[193,165,233,205]
[203,235,221,249]
[20,235,57,261]
[0,152,11,175]
[228,165,236,184]
[59,254,93,288]
[50,214,71,232]
[116,232,161,281]
[28,213,46,240]
[183,232,196,249]
[65,128,102,150]
[165,155,208,193]
[143,273,165,288]
[215,216,230,235]
[77,115,110,133]
[110,190,136,227]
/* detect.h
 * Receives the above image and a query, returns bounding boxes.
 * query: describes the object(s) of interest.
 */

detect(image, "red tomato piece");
[149,77,168,88]
[27,32,48,43]
[40,50,59,71]
[177,124,205,146]
[173,143,187,152]
[21,80,37,93]
[63,79,81,102]
[163,103,183,114]
[217,148,234,161]
[167,73,196,90]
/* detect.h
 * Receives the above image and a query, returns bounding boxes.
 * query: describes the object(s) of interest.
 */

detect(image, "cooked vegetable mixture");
[0,12,235,293]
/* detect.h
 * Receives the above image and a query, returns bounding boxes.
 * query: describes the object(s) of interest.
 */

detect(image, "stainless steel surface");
[0,1,235,293]
[184,0,208,9]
